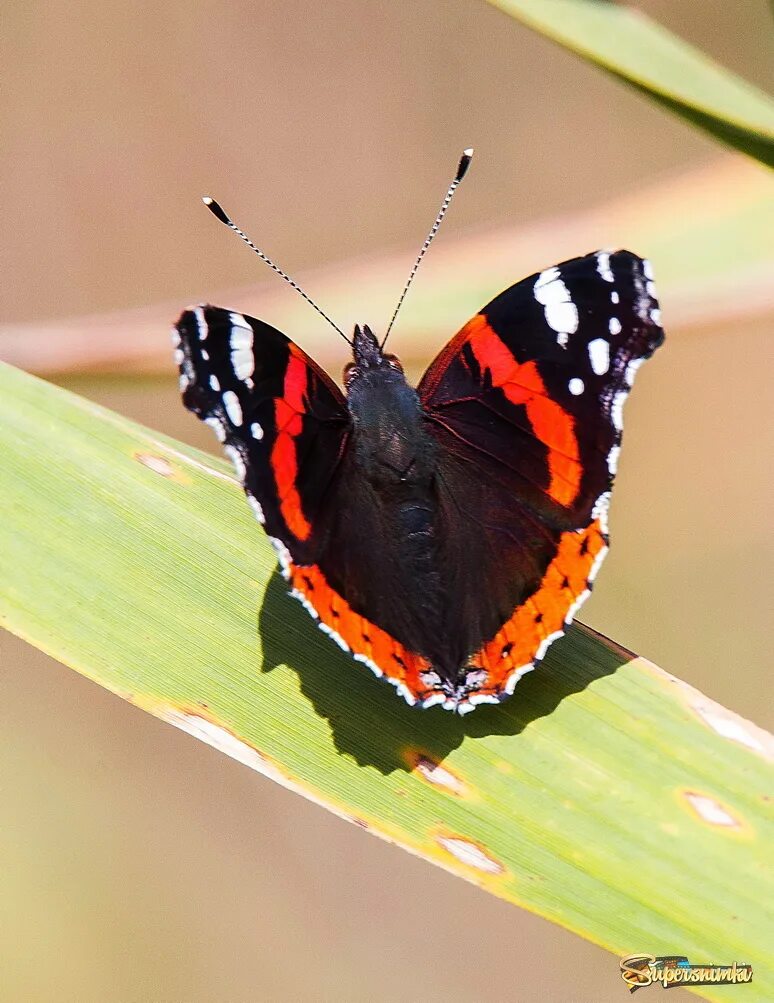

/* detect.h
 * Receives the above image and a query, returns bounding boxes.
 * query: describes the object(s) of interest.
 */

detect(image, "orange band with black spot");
[468,517,607,697]
[288,562,437,704]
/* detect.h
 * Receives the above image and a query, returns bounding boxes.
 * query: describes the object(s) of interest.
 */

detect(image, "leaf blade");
[1,361,772,1001]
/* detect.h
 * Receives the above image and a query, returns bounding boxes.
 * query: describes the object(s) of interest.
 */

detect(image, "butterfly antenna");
[381,147,473,349]
[201,196,352,346]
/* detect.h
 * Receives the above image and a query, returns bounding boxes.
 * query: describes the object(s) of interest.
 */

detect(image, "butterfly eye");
[383,354,403,373]
[343,362,359,386]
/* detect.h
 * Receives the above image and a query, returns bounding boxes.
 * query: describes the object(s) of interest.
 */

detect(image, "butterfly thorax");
[341,324,448,665]
[344,325,436,487]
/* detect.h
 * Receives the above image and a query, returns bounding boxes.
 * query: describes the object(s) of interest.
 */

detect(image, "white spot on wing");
[209,374,221,391]
[607,444,621,474]
[625,358,644,386]
[568,377,584,396]
[587,541,608,583]
[204,415,227,442]
[611,290,620,305]
[224,444,246,482]
[609,316,622,335]
[319,623,350,651]
[230,312,255,381]
[534,266,560,292]
[504,661,535,694]
[535,629,564,663]
[564,586,591,625]
[592,491,611,536]
[250,422,264,440]
[597,251,614,282]
[194,306,208,340]
[269,537,292,578]
[353,652,384,678]
[247,493,265,524]
[534,267,578,345]
[290,588,318,619]
[222,390,243,426]
[611,390,627,432]
[588,338,610,375]
[463,692,500,709]
[230,311,252,332]
[545,301,579,340]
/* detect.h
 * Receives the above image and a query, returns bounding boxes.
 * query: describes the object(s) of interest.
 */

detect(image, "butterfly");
[173,151,664,713]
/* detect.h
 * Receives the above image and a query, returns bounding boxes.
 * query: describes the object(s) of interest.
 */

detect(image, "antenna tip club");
[202,195,230,225]
[456,148,474,182]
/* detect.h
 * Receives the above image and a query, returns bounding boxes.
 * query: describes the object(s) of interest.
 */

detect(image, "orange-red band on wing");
[271,346,312,541]
[467,517,607,699]
[463,315,581,507]
[288,562,438,705]
[288,518,606,709]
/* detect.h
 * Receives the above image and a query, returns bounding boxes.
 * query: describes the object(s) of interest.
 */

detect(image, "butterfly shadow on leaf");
[259,571,633,774]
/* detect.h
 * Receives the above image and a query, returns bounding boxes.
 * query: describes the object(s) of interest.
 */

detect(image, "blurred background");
[1,2,772,1001]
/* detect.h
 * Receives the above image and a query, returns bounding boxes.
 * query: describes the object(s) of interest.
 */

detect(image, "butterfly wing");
[174,251,664,715]
[174,306,440,706]
[418,250,664,708]
[174,305,351,565]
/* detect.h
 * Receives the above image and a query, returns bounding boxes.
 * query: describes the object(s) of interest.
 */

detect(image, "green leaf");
[488,0,774,166]
[1,361,772,1000]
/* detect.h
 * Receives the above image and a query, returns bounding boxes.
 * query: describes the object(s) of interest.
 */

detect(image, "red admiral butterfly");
[173,150,664,714]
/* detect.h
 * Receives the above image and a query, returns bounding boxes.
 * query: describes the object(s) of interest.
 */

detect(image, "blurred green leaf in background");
[489,0,774,166]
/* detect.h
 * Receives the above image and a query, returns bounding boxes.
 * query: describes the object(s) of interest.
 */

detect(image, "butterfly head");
[343,323,404,389]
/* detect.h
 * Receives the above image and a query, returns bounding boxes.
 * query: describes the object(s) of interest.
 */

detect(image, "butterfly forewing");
[419,251,663,526]
[174,305,350,566]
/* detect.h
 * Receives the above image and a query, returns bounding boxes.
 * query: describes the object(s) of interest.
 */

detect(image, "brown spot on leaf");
[649,667,773,761]
[134,452,175,477]
[436,833,504,875]
[683,790,741,829]
[139,702,382,838]
[401,748,470,797]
